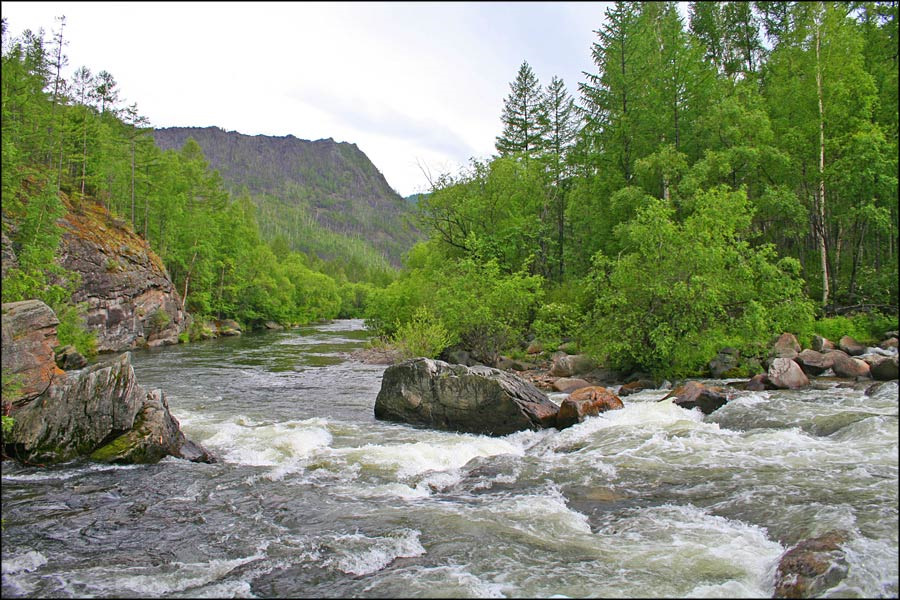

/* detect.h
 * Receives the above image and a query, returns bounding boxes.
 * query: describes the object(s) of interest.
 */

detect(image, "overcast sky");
[2,1,610,197]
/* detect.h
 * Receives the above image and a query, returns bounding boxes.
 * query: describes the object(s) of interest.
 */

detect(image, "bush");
[797,311,898,347]
[149,308,172,333]
[532,302,583,349]
[390,307,453,360]
[55,302,98,359]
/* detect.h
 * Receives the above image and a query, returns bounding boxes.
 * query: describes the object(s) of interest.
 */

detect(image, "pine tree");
[495,60,546,159]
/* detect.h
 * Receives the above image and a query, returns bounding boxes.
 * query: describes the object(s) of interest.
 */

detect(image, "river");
[2,319,897,598]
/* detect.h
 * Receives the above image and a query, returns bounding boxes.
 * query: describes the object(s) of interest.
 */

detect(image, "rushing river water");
[2,319,898,598]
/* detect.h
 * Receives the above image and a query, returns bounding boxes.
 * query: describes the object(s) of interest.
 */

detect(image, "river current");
[2,319,897,598]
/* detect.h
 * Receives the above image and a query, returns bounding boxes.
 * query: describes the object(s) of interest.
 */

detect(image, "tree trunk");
[182,251,198,311]
[815,7,829,307]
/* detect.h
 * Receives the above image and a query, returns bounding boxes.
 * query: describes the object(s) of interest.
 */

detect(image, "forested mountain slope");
[151,127,420,269]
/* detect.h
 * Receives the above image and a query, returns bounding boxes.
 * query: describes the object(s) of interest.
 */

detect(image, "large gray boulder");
[660,381,731,415]
[374,358,559,436]
[7,353,214,465]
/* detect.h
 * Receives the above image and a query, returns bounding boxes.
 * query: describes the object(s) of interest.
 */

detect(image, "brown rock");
[549,353,596,377]
[768,357,810,389]
[744,373,774,391]
[556,386,623,429]
[828,351,871,379]
[552,377,591,393]
[618,379,656,397]
[773,531,849,598]
[838,335,866,356]
[794,349,834,376]
[811,334,835,353]
[879,337,898,350]
[525,340,543,354]
[660,381,730,415]
[1,300,66,405]
[772,332,801,359]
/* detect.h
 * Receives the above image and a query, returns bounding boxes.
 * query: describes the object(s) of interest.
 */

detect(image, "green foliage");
[149,308,171,333]
[390,306,453,360]
[1,415,14,438]
[531,302,583,349]
[582,187,815,378]
[55,302,97,359]
[797,312,898,348]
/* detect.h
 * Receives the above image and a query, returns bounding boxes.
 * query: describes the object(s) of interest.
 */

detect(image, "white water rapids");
[2,319,897,598]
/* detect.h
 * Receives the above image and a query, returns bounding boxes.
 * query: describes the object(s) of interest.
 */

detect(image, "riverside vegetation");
[2,2,899,395]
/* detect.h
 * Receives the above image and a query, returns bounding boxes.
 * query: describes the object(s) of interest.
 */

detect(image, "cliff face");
[151,126,420,266]
[57,199,187,352]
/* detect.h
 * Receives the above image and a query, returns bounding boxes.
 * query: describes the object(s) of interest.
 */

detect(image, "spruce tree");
[495,60,546,159]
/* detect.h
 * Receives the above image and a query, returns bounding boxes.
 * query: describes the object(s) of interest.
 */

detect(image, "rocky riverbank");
[1,299,214,465]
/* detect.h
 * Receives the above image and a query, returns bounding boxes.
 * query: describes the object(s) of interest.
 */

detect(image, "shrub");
[390,307,452,360]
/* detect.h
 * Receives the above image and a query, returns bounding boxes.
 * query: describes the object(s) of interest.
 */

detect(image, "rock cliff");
[57,198,187,352]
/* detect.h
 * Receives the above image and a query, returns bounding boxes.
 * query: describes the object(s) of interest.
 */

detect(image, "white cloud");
[1,1,606,196]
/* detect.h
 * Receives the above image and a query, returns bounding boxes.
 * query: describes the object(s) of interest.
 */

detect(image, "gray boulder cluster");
[2,299,213,465]
[375,328,898,437]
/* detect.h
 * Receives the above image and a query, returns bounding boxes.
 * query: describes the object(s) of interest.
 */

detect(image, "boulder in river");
[773,530,849,598]
[827,350,871,379]
[7,352,215,465]
[548,352,595,377]
[868,355,898,381]
[2,299,214,465]
[768,357,809,389]
[811,334,835,353]
[838,335,866,357]
[556,386,623,429]
[374,358,559,436]
[794,349,834,377]
[660,381,730,415]
[771,333,801,359]
[551,377,592,393]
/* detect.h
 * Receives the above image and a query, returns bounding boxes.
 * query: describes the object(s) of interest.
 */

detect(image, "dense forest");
[0,15,379,348]
[2,2,898,379]
[365,1,899,376]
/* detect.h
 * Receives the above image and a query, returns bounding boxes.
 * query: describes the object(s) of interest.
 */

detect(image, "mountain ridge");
[151,126,419,268]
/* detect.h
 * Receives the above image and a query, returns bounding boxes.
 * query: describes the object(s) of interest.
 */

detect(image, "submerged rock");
[556,386,623,429]
[773,531,849,598]
[660,381,730,415]
[374,358,559,436]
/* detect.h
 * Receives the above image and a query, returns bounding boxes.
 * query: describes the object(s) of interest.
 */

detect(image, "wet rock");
[556,387,623,429]
[744,373,775,391]
[869,355,898,381]
[772,333,801,359]
[768,357,809,389]
[552,377,592,393]
[264,321,284,330]
[54,345,88,370]
[838,335,866,357]
[7,352,214,464]
[773,531,849,598]
[1,300,66,405]
[794,349,833,377]
[811,334,835,353]
[549,353,595,377]
[827,351,871,379]
[617,379,657,397]
[215,319,242,336]
[374,358,559,436]
[880,337,898,350]
[660,381,730,415]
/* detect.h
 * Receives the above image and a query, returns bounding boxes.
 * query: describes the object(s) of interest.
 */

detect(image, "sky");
[1,1,610,197]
